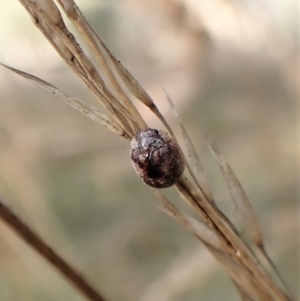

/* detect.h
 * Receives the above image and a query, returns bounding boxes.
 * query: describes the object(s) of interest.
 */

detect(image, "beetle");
[130,128,185,188]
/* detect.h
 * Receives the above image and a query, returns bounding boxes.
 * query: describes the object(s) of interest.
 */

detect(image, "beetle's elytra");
[130,128,185,188]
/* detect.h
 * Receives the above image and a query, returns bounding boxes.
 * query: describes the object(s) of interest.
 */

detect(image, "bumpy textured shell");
[130,128,185,188]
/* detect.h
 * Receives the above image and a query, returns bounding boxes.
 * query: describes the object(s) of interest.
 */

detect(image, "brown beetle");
[130,128,185,188]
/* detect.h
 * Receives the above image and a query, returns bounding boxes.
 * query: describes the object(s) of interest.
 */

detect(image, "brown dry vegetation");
[0,1,297,301]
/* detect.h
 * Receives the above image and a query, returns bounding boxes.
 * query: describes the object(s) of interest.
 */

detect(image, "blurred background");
[0,0,297,300]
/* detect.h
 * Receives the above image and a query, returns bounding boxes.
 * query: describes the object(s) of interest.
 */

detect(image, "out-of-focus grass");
[0,1,297,301]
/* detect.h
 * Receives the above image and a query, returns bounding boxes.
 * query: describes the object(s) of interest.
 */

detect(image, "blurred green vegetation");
[0,1,297,301]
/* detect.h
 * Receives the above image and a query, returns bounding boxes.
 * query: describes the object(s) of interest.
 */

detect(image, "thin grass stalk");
[0,198,108,301]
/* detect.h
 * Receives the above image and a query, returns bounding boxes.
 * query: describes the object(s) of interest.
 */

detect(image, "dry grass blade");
[87,26,155,108]
[175,177,291,301]
[158,192,267,301]
[59,1,153,111]
[154,190,222,250]
[0,198,108,301]
[0,63,128,140]
[203,128,293,297]
[259,247,294,301]
[232,279,257,301]
[56,0,147,131]
[105,52,155,108]
[57,0,166,134]
[203,128,263,247]
[64,0,199,177]
[80,12,184,139]
[87,22,180,140]
[207,246,268,300]
[156,187,274,301]
[18,0,136,138]
[159,81,213,204]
